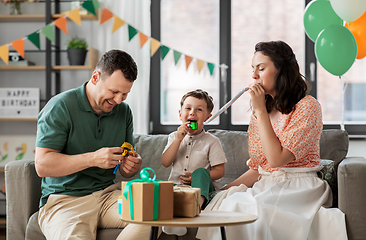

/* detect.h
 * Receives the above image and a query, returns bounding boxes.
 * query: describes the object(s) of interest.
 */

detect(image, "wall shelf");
[0,118,37,121]
[0,47,98,71]
[0,13,97,22]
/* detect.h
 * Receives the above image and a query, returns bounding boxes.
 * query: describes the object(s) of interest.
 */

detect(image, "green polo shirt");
[36,82,135,208]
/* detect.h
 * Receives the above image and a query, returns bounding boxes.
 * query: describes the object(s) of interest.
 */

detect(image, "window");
[150,0,366,136]
[160,0,220,125]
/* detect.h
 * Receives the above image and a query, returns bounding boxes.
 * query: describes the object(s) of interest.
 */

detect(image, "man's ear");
[91,71,101,85]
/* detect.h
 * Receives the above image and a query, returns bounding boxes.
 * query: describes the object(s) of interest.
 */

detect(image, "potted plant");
[67,36,88,66]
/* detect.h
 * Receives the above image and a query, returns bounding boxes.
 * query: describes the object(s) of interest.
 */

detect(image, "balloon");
[329,0,366,23]
[345,11,366,59]
[304,0,343,42]
[315,25,357,76]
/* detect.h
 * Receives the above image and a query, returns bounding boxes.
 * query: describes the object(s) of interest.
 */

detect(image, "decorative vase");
[10,1,22,15]
[67,49,87,65]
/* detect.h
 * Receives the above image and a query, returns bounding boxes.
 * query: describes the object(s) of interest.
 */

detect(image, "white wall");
[348,140,366,158]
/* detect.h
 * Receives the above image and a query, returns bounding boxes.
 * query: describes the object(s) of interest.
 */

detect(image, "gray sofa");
[5,129,366,240]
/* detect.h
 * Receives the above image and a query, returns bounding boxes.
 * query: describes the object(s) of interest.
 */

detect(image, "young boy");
[162,89,227,209]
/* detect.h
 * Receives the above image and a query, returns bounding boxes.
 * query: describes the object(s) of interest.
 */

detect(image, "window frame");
[149,0,366,136]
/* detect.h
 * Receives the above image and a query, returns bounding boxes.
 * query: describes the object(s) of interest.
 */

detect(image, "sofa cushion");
[318,159,338,207]
[319,129,348,167]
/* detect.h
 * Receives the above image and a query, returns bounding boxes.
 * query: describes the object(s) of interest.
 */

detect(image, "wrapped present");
[173,185,201,217]
[121,167,174,221]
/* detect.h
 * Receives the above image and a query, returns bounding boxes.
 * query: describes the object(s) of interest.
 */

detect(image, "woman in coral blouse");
[196,41,347,240]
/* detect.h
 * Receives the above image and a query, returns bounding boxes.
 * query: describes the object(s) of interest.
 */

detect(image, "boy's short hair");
[180,89,214,113]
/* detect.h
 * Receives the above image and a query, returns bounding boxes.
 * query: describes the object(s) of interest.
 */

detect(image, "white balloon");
[330,0,366,23]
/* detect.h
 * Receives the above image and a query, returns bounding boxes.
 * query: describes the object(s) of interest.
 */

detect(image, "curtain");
[91,0,151,134]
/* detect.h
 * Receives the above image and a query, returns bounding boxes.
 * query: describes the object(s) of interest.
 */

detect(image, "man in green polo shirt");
[35,49,143,239]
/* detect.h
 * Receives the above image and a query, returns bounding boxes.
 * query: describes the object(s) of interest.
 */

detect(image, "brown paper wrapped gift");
[173,185,201,217]
[121,181,174,221]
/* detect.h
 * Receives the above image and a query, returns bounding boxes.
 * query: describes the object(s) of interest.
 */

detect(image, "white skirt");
[196,167,348,240]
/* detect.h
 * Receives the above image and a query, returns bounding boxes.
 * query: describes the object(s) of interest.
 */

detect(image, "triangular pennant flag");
[185,55,193,70]
[41,24,55,43]
[81,0,97,16]
[207,62,215,75]
[100,7,114,25]
[139,32,149,48]
[197,59,205,73]
[112,16,125,33]
[54,17,68,35]
[67,8,81,26]
[11,38,25,58]
[161,45,170,60]
[128,25,138,41]
[92,0,102,11]
[150,38,160,57]
[27,31,41,50]
[173,50,182,65]
[0,45,9,65]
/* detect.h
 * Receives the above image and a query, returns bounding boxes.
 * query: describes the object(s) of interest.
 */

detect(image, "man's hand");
[120,151,142,178]
[92,147,125,169]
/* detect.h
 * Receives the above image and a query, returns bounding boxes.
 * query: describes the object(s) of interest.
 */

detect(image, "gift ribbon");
[113,142,135,174]
[122,167,160,220]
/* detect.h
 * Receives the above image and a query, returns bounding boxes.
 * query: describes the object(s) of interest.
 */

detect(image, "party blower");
[186,87,250,130]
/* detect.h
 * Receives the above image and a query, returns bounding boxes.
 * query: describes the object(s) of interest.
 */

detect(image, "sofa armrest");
[5,159,41,240]
[338,157,366,240]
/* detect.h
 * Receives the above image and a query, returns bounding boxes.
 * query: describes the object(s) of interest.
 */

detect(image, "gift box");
[121,181,174,221]
[173,185,201,217]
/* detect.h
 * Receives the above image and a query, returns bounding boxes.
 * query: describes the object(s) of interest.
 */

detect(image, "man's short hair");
[95,49,138,82]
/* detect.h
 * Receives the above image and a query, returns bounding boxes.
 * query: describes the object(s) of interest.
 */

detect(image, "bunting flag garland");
[81,0,97,16]
[0,45,9,65]
[41,24,55,44]
[112,16,125,33]
[92,0,102,11]
[100,7,114,25]
[207,62,215,75]
[185,55,193,70]
[0,0,218,76]
[54,17,68,35]
[150,38,160,57]
[27,32,41,50]
[67,8,82,26]
[128,25,138,41]
[173,50,182,65]
[11,38,25,58]
[197,59,205,73]
[139,32,149,48]
[161,45,170,60]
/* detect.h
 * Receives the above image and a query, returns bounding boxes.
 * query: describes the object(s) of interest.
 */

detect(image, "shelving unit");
[0,46,98,71]
[0,2,99,229]
[0,2,99,101]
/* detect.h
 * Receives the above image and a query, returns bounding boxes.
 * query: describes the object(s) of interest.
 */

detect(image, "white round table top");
[120,211,258,228]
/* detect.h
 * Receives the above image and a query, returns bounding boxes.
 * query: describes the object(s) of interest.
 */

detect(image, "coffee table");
[121,211,258,240]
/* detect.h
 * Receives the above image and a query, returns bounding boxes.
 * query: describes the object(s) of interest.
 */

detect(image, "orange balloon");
[345,11,366,59]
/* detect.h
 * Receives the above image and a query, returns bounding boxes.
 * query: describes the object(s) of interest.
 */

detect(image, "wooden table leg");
[149,226,159,240]
[220,226,227,240]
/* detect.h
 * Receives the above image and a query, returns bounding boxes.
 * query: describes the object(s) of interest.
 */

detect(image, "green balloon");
[303,0,343,42]
[315,25,357,76]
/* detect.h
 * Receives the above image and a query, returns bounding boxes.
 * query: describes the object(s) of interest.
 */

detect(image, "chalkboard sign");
[0,88,40,118]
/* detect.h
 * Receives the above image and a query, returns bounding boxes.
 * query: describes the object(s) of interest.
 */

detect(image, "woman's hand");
[249,84,267,116]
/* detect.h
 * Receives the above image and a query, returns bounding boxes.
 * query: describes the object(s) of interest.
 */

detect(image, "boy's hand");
[176,123,190,141]
[180,172,192,185]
